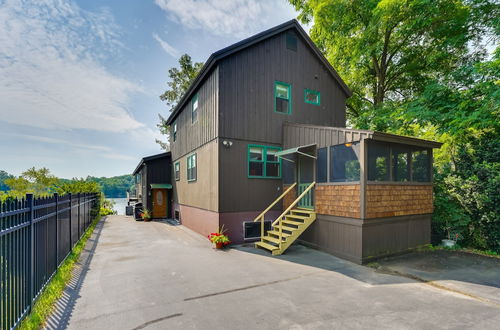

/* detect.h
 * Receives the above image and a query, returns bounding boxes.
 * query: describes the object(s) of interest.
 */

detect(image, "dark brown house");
[132,152,173,219]
[164,20,441,263]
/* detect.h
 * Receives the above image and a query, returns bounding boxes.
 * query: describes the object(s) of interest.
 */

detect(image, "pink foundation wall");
[179,204,219,239]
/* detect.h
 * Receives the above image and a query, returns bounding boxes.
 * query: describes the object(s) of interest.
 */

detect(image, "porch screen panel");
[392,145,411,181]
[282,155,295,184]
[316,147,327,182]
[329,142,360,182]
[412,149,430,182]
[367,142,390,181]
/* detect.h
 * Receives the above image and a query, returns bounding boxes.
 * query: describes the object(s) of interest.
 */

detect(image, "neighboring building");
[160,19,441,263]
[132,152,172,219]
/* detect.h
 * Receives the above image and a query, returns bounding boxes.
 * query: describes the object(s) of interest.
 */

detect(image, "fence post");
[77,193,81,239]
[26,193,34,312]
[68,193,72,251]
[54,193,59,266]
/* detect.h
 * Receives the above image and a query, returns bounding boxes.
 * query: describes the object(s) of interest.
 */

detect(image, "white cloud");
[154,0,299,37]
[153,33,180,58]
[0,0,144,132]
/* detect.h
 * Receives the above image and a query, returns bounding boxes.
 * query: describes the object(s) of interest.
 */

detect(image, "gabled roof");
[132,152,171,176]
[166,19,352,125]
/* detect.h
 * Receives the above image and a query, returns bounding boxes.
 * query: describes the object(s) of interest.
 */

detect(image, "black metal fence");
[0,192,98,330]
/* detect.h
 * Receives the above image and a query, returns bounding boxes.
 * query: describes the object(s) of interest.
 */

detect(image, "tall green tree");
[5,167,59,197]
[289,0,489,129]
[0,170,13,191]
[157,54,204,150]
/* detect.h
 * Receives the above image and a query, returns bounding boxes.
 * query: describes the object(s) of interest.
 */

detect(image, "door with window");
[152,189,167,218]
[298,154,314,209]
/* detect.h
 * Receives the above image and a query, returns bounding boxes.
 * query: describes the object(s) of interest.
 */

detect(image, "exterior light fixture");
[345,143,352,147]
[222,140,233,148]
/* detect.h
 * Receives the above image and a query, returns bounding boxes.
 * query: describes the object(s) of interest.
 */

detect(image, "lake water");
[107,197,128,215]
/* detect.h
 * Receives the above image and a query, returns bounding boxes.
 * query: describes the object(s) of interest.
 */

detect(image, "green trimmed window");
[172,122,177,142]
[187,154,197,181]
[304,89,320,105]
[174,161,180,181]
[191,93,198,123]
[248,145,282,178]
[274,81,291,114]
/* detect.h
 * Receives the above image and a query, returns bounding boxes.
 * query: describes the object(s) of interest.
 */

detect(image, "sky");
[0,0,302,178]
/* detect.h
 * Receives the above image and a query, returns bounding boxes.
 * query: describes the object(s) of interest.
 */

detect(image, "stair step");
[267,230,292,238]
[255,241,279,251]
[286,214,309,220]
[273,224,298,232]
[282,219,304,226]
[262,236,285,244]
[291,208,315,214]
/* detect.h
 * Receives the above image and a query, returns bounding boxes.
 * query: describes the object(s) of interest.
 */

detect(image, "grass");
[19,214,103,330]
[415,243,499,258]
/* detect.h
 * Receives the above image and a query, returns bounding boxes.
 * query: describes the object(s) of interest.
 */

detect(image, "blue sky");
[0,0,302,178]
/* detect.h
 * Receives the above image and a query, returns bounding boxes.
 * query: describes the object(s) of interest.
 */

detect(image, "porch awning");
[150,183,172,189]
[275,143,317,159]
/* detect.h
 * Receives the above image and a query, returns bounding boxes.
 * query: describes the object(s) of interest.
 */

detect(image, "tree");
[0,170,13,191]
[5,167,59,197]
[157,54,204,150]
[289,0,488,129]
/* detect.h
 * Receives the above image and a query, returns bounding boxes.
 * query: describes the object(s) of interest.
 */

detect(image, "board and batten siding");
[284,123,371,149]
[218,29,347,144]
[170,66,219,161]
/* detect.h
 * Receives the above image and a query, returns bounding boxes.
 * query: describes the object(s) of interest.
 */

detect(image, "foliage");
[289,0,487,126]
[140,208,151,220]
[85,175,134,198]
[157,54,204,150]
[100,198,116,216]
[54,178,101,195]
[208,225,231,245]
[4,167,59,198]
[0,170,13,191]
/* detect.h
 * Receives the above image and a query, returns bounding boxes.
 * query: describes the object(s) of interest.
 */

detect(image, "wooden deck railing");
[253,183,297,240]
[272,182,316,250]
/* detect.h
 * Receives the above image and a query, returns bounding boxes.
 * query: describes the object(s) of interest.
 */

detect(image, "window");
[286,32,297,51]
[187,154,197,181]
[274,81,291,114]
[368,142,390,181]
[304,89,320,105]
[316,147,327,182]
[172,122,177,142]
[412,149,430,182]
[392,146,410,182]
[330,143,360,182]
[191,93,198,123]
[248,145,282,178]
[174,161,180,181]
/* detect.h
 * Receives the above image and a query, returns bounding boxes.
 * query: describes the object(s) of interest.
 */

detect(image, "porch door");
[152,189,167,218]
[297,154,314,209]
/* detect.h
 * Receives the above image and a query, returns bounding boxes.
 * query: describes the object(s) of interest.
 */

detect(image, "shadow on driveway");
[44,217,108,330]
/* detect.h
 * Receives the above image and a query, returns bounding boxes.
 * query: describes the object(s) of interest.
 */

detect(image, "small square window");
[304,89,320,105]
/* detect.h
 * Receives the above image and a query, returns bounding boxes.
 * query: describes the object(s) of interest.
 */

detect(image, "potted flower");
[208,225,231,249]
[141,208,151,222]
[442,226,460,247]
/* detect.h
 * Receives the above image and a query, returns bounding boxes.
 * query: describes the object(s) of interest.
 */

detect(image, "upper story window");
[174,161,180,181]
[172,122,177,142]
[248,145,282,178]
[191,93,198,123]
[187,153,197,182]
[304,89,320,106]
[274,81,291,115]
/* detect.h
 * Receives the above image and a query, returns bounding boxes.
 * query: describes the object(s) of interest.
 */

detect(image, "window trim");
[304,89,320,106]
[187,153,197,182]
[191,93,199,124]
[172,122,177,142]
[174,161,180,181]
[247,144,282,179]
[274,81,292,115]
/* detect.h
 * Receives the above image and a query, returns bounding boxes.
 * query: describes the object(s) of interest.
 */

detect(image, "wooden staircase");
[255,208,316,255]
[252,182,316,256]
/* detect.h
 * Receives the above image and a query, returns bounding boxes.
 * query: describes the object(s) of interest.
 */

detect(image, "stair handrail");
[273,181,316,250]
[253,182,297,241]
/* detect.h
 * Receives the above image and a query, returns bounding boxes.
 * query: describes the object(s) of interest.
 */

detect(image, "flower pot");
[215,242,224,249]
[442,239,456,247]
[144,218,151,222]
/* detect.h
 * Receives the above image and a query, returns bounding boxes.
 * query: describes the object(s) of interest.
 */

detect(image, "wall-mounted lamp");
[344,143,352,147]
[222,140,233,148]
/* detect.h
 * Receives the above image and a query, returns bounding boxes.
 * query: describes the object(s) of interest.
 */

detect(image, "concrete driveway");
[46,215,500,329]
